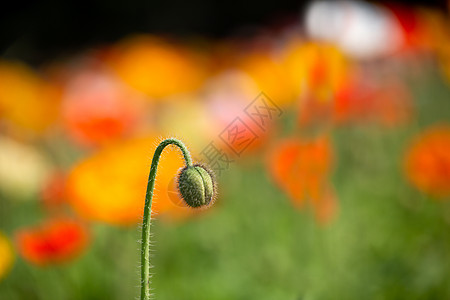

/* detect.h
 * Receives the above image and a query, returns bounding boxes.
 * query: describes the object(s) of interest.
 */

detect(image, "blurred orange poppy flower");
[67,136,195,225]
[108,35,208,99]
[0,232,14,280]
[237,51,293,106]
[404,125,450,198]
[62,69,144,147]
[0,60,61,136]
[268,135,338,225]
[282,41,348,102]
[15,217,89,266]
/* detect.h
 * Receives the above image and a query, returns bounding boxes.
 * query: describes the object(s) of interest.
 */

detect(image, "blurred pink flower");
[62,69,145,147]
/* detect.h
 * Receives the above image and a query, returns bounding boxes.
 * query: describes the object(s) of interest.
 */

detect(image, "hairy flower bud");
[177,164,216,208]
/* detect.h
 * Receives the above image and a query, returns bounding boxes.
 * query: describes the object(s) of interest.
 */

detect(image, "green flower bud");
[177,164,216,208]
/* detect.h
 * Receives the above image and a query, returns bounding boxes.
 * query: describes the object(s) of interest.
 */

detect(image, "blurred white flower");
[305,0,404,59]
[0,136,52,200]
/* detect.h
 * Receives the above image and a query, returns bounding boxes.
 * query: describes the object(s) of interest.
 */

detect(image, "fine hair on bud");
[177,163,217,208]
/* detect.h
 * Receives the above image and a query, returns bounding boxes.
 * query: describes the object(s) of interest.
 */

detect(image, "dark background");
[0,0,448,65]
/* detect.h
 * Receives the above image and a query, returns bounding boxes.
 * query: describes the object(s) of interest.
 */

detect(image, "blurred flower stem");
[141,138,192,300]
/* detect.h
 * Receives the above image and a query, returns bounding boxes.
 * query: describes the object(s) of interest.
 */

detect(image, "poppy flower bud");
[177,164,216,208]
[141,138,217,300]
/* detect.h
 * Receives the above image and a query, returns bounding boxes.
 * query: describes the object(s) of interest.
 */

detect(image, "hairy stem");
[141,138,192,300]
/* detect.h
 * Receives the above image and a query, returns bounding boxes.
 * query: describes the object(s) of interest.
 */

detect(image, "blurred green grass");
[1,70,450,300]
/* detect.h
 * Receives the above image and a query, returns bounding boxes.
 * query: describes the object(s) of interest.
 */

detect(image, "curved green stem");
[141,138,192,300]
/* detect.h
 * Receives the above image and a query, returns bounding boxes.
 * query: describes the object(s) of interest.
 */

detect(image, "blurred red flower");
[404,125,450,198]
[15,218,89,266]
[268,135,338,225]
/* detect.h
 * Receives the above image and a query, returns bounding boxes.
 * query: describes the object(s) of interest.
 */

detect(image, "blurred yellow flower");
[108,35,208,99]
[67,136,195,225]
[0,232,14,280]
[282,41,348,102]
[0,60,61,135]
